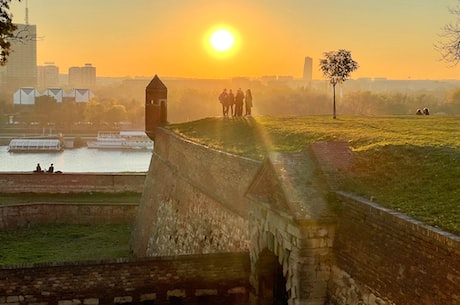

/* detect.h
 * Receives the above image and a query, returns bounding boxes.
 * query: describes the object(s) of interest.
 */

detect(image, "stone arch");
[250,221,294,305]
[254,248,289,305]
[249,206,333,305]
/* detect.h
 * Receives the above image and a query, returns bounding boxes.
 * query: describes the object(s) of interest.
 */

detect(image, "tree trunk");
[333,83,337,119]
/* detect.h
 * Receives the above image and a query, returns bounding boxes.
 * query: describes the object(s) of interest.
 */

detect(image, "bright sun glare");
[210,29,235,52]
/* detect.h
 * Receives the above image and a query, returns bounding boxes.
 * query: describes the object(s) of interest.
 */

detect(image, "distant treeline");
[2,81,460,127]
[165,86,460,122]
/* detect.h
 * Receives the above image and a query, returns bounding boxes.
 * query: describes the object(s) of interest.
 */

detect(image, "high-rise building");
[4,23,37,90]
[68,63,96,88]
[303,57,313,82]
[37,62,59,89]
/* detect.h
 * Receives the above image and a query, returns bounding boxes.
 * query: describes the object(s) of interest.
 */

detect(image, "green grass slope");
[168,115,460,235]
[0,224,134,265]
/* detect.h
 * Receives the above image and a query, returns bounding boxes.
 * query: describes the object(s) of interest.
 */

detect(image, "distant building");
[13,87,94,105]
[12,87,38,105]
[69,63,96,88]
[37,62,59,89]
[3,24,37,90]
[303,56,312,82]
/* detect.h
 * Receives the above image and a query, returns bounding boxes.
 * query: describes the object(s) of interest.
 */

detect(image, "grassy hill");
[168,115,460,235]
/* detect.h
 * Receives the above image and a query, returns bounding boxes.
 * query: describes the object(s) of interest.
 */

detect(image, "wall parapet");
[0,203,137,230]
[0,172,146,193]
[0,252,250,305]
[331,191,460,305]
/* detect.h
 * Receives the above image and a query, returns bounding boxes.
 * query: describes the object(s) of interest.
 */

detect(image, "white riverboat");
[87,131,153,150]
[8,138,63,152]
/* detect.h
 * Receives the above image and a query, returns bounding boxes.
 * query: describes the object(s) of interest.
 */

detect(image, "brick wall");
[0,252,250,305]
[131,128,261,257]
[0,203,137,230]
[330,192,460,305]
[0,173,146,193]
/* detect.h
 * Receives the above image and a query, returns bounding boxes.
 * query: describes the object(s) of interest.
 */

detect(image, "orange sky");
[10,0,460,80]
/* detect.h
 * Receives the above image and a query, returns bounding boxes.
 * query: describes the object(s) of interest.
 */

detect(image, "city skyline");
[9,0,460,80]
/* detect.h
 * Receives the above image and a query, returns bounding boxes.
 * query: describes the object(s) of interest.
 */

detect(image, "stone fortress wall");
[0,253,250,305]
[0,202,137,230]
[130,128,261,257]
[0,172,146,194]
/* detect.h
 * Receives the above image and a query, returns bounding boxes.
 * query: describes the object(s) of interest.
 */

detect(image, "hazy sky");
[10,0,460,79]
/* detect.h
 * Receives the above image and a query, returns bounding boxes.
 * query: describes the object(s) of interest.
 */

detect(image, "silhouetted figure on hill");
[245,89,253,116]
[219,89,229,117]
[235,88,244,117]
[227,89,235,117]
[48,163,54,173]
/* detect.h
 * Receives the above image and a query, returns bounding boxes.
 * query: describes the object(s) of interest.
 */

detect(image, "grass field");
[169,115,460,235]
[0,224,134,265]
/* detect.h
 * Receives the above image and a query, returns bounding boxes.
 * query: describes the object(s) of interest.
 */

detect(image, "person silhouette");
[48,163,54,173]
[218,89,229,117]
[34,163,42,173]
[245,89,253,116]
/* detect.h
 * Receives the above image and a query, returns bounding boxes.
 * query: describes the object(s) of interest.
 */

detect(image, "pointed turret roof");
[146,74,167,90]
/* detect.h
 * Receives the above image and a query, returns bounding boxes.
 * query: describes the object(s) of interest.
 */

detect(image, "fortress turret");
[145,75,167,140]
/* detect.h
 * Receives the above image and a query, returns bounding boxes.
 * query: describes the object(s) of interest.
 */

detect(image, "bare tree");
[437,1,460,65]
[0,0,21,65]
[319,49,359,119]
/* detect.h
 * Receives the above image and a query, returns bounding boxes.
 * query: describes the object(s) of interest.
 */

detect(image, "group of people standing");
[219,88,253,117]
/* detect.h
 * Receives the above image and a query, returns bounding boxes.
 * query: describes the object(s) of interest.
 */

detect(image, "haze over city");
[9,0,460,80]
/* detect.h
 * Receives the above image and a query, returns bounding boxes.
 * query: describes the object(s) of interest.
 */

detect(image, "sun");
[204,25,239,58]
[210,29,234,52]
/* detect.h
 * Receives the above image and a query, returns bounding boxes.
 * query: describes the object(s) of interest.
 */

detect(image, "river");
[0,146,152,173]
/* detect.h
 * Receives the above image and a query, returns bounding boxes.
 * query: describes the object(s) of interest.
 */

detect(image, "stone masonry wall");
[0,173,145,194]
[0,252,250,305]
[0,203,137,230]
[329,192,460,305]
[131,128,261,257]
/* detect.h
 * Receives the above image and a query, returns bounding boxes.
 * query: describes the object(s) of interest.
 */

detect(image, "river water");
[0,146,153,173]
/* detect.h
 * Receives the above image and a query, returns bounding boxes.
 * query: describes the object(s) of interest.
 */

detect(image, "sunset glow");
[9,0,460,79]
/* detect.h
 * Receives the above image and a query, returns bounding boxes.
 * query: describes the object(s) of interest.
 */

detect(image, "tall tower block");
[303,57,312,82]
[145,75,168,140]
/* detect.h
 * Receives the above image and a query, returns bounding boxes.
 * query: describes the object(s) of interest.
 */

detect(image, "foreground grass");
[0,224,134,265]
[0,192,142,206]
[169,115,460,235]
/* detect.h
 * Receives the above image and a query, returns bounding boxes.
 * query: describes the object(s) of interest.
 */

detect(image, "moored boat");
[87,131,153,150]
[8,138,63,152]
